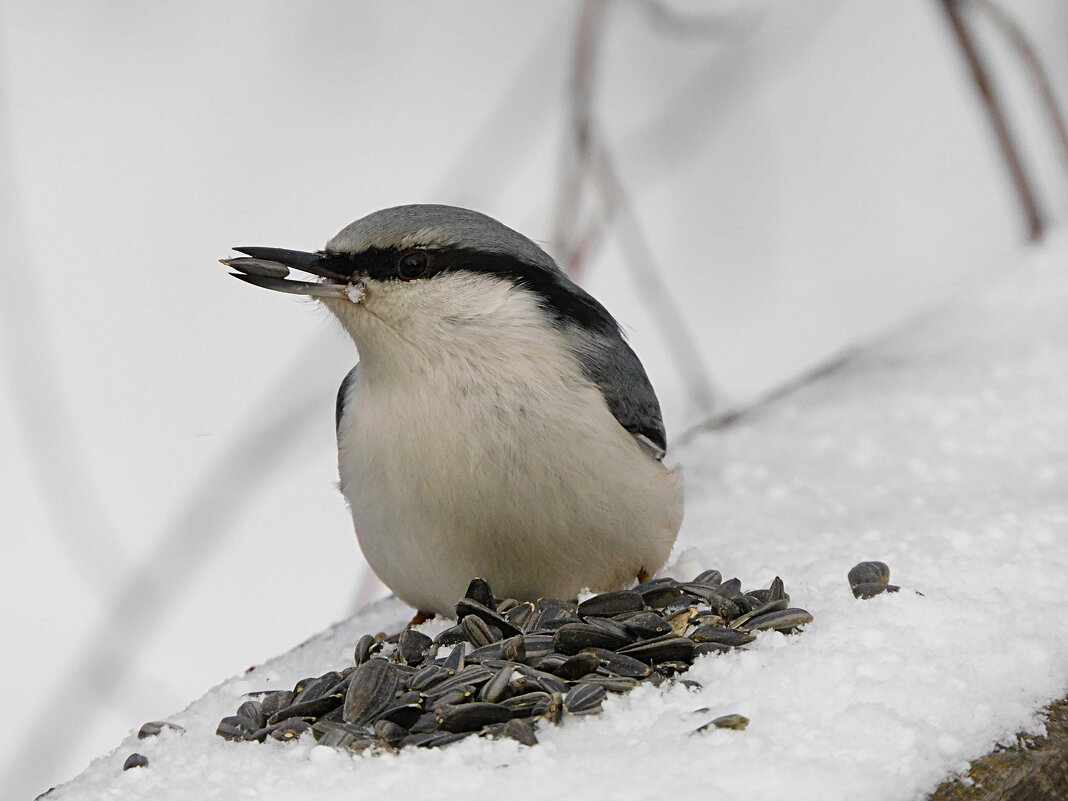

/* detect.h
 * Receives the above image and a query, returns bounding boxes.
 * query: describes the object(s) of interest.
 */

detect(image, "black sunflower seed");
[577,589,644,617]
[617,635,695,665]
[563,683,606,715]
[553,623,632,654]
[578,646,652,678]
[137,720,185,740]
[744,607,814,632]
[122,753,148,771]
[463,577,496,609]
[436,702,511,733]
[376,702,423,729]
[343,659,398,727]
[478,666,513,703]
[848,561,891,588]
[690,626,756,647]
[455,598,522,638]
[553,652,600,681]
[620,611,672,639]
[216,715,262,742]
[398,629,433,665]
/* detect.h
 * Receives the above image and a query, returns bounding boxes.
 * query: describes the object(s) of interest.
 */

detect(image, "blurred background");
[1,1,1065,797]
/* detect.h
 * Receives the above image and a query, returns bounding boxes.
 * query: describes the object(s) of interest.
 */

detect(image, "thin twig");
[591,137,721,417]
[553,0,610,275]
[674,352,856,448]
[551,0,720,417]
[939,0,1045,241]
[432,10,570,209]
[0,57,130,591]
[638,0,760,41]
[970,0,1068,170]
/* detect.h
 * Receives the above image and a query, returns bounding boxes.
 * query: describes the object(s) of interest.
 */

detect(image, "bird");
[222,204,683,619]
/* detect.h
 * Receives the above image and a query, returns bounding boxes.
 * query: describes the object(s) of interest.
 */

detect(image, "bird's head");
[223,203,668,457]
[223,204,620,355]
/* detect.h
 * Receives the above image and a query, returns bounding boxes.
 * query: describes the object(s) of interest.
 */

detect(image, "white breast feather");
[327,272,683,615]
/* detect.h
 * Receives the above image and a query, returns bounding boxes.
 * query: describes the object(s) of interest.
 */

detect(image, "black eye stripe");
[323,246,614,334]
[323,247,437,282]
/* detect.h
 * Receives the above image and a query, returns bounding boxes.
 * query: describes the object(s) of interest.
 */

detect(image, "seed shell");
[635,576,683,607]
[502,691,549,717]
[398,629,433,665]
[579,646,653,679]
[216,715,262,742]
[847,561,891,588]
[690,626,756,647]
[553,651,600,681]
[621,611,672,639]
[532,691,564,723]
[441,643,466,673]
[224,257,291,278]
[463,577,496,609]
[497,718,538,746]
[343,659,399,727]
[578,589,644,617]
[691,569,722,586]
[461,614,500,648]
[617,635,695,665]
[553,623,633,654]
[504,601,537,631]
[563,683,606,715]
[436,702,512,733]
[744,607,814,632]
[137,720,185,739]
[455,598,522,638]
[478,666,514,703]
[122,753,149,771]
[376,702,423,729]
[268,718,312,741]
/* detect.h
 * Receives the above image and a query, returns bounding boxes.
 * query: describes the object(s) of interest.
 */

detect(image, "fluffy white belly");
[337,364,682,615]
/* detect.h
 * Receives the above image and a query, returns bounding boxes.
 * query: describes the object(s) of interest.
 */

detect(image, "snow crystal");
[346,283,365,304]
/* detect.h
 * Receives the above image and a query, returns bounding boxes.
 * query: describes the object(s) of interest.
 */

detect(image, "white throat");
[322,272,577,385]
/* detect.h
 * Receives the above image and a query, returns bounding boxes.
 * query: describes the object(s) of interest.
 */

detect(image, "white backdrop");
[1,1,1065,797]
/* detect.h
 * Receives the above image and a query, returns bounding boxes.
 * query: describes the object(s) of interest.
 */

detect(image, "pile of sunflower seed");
[215,570,814,752]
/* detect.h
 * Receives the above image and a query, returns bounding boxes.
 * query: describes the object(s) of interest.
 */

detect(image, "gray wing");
[335,363,360,440]
[570,326,667,460]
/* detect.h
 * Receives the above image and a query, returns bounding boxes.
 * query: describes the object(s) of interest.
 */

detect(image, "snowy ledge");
[48,243,1068,801]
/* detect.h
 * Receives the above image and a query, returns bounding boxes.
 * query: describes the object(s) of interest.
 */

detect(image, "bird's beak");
[220,246,363,301]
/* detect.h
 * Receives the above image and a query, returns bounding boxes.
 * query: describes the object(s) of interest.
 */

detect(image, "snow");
[345,284,367,305]
[43,238,1068,800]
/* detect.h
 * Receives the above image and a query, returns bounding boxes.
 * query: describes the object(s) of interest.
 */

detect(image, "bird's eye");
[396,250,432,280]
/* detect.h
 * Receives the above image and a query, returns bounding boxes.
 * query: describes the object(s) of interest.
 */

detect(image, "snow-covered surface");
[46,240,1068,800]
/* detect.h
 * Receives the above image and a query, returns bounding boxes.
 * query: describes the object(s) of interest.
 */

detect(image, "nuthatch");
[223,205,683,618]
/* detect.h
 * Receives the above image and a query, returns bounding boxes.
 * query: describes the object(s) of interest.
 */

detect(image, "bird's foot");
[408,610,435,627]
